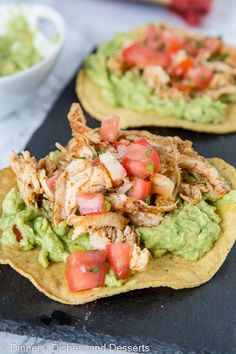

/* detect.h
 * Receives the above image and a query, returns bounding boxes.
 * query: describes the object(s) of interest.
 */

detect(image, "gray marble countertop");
[0,0,236,352]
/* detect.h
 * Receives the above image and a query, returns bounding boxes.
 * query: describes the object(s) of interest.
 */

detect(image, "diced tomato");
[100,115,120,142]
[13,225,22,242]
[200,38,221,56]
[146,25,158,42]
[46,169,62,193]
[107,243,132,279]
[67,250,107,269]
[145,25,160,49]
[161,31,183,53]
[77,192,105,216]
[186,65,213,90]
[65,250,107,292]
[122,158,148,179]
[122,43,172,69]
[122,142,160,179]
[135,138,153,149]
[65,263,107,292]
[128,177,152,201]
[184,39,199,56]
[171,58,193,77]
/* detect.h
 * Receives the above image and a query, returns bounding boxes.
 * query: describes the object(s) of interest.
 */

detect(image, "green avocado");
[215,190,236,206]
[85,33,227,124]
[0,15,43,77]
[0,188,232,268]
[0,188,91,268]
[139,200,221,261]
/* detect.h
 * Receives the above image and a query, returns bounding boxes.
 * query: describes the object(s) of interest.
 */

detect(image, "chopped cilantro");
[146,149,152,157]
[78,156,86,160]
[98,150,106,155]
[207,52,229,62]
[88,265,100,273]
[196,41,204,49]
[200,75,206,82]
[104,200,111,212]
[145,162,154,174]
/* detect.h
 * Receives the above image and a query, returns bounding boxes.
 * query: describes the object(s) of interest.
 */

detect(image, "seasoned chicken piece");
[143,65,170,88]
[67,212,128,239]
[99,151,127,183]
[89,225,136,250]
[179,156,230,200]
[38,169,54,201]
[53,171,67,225]
[180,183,207,204]
[128,212,162,227]
[205,85,236,100]
[10,151,42,207]
[52,157,113,225]
[154,85,185,99]
[130,244,151,272]
[108,193,177,215]
[68,103,101,145]
[151,173,175,199]
[206,61,236,75]
[208,73,234,89]
[38,155,57,176]
[107,53,127,76]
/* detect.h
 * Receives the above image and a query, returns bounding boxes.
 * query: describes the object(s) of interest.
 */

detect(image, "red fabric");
[169,0,213,26]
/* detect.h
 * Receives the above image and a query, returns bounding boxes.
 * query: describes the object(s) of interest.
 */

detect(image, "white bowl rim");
[0,3,66,83]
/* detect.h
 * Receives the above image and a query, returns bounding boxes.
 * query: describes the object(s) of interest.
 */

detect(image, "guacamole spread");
[0,187,227,266]
[139,200,221,261]
[84,33,227,124]
[0,188,91,268]
[0,14,44,77]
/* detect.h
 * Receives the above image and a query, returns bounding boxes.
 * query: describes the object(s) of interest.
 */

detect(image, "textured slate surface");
[0,74,235,353]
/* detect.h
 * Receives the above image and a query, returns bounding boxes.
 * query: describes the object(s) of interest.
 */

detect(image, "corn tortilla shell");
[0,156,236,305]
[77,24,236,134]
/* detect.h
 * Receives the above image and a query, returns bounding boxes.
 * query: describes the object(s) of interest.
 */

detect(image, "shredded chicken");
[108,193,177,216]
[89,224,137,250]
[38,169,54,201]
[206,85,236,100]
[53,158,112,224]
[130,244,151,272]
[107,53,127,76]
[68,103,101,145]
[151,173,175,199]
[67,212,128,239]
[53,171,67,225]
[179,156,230,200]
[10,152,42,207]
[143,65,170,88]
[128,212,163,227]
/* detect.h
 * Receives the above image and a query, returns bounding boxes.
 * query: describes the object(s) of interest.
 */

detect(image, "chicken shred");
[10,151,42,207]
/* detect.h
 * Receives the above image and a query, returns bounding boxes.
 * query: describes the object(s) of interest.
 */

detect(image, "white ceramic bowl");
[0,4,66,117]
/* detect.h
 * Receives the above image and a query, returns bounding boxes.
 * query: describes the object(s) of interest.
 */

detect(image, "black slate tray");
[0,73,236,354]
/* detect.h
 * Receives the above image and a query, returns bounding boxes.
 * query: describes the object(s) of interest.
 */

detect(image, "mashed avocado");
[0,188,233,269]
[0,14,43,77]
[85,33,227,124]
[139,200,221,261]
[0,188,91,268]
